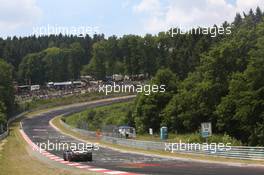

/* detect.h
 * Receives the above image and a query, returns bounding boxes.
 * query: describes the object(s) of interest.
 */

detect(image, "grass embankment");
[19,92,133,112]
[64,101,133,131]
[52,116,264,165]
[0,117,99,175]
[64,101,241,145]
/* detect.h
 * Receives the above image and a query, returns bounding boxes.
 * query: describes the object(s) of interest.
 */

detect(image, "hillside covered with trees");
[132,8,264,146]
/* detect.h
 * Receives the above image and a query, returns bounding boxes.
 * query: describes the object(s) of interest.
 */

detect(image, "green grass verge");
[64,101,133,131]
[0,118,100,175]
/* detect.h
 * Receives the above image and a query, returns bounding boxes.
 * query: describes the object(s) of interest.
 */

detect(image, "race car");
[63,148,92,162]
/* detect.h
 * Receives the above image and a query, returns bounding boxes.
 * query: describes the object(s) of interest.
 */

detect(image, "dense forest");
[0,7,264,145]
[132,8,264,146]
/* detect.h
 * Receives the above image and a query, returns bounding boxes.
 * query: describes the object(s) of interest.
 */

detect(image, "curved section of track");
[21,97,264,175]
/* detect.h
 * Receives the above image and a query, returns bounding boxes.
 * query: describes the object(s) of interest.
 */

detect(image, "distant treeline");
[0,8,264,145]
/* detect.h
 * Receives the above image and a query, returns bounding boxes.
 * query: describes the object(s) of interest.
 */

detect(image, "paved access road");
[22,97,264,175]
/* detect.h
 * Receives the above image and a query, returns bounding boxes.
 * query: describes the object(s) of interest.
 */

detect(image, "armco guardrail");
[60,118,264,161]
[0,111,28,141]
[0,131,8,140]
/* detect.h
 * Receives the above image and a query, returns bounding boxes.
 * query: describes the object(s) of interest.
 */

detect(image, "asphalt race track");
[22,98,264,175]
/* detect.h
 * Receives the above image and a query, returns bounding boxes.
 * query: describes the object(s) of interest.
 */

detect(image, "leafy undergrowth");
[64,101,241,145]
